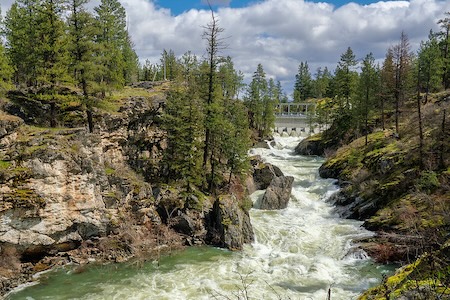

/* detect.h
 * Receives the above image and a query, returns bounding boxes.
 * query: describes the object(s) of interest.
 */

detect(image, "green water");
[8,247,233,300]
[7,137,393,300]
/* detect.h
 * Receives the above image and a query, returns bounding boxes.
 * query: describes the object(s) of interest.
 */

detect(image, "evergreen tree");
[217,56,244,100]
[162,84,204,191]
[0,8,14,93]
[275,80,283,104]
[334,47,358,110]
[4,0,40,86]
[245,63,268,136]
[379,48,395,130]
[179,51,199,82]
[222,99,251,183]
[94,0,131,95]
[437,12,450,89]
[312,67,331,99]
[358,53,378,145]
[67,0,98,132]
[418,31,444,103]
[36,0,68,86]
[122,32,139,84]
[201,7,225,179]
[161,49,179,81]
[262,78,275,137]
[293,61,312,102]
[140,59,160,81]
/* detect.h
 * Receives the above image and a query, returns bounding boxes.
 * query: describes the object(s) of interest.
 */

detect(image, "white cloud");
[2,0,450,96]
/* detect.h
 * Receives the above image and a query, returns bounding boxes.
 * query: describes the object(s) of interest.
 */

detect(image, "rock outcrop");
[208,195,254,250]
[294,134,326,156]
[250,156,294,210]
[0,91,255,293]
[260,176,294,210]
[0,101,163,260]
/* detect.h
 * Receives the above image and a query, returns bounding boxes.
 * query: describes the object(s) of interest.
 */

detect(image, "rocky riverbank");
[0,85,297,297]
[295,92,450,299]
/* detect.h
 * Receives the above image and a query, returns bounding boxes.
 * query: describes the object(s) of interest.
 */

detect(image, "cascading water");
[8,136,388,300]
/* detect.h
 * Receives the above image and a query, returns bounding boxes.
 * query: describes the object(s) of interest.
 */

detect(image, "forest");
[0,0,450,298]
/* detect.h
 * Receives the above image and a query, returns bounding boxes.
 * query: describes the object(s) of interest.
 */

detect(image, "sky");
[1,0,450,96]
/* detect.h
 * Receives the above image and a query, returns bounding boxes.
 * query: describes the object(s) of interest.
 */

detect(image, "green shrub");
[417,171,440,194]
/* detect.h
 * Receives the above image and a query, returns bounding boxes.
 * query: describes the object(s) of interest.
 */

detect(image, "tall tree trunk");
[416,68,424,169]
[50,101,57,128]
[202,8,218,169]
[365,86,369,146]
[440,109,447,169]
[443,26,449,89]
[81,70,94,133]
[395,91,400,136]
[87,109,93,133]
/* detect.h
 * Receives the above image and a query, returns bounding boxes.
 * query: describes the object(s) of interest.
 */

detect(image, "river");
[8,136,389,300]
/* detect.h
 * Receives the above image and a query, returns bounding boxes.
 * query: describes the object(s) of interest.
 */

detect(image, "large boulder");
[260,176,294,210]
[252,158,284,190]
[207,195,254,250]
[294,134,325,156]
[250,156,294,210]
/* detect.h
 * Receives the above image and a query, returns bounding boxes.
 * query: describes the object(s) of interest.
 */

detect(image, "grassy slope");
[316,91,450,299]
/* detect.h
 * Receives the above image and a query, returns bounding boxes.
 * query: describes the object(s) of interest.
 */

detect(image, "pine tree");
[161,49,179,81]
[122,32,139,84]
[245,63,267,136]
[217,56,244,100]
[179,51,199,82]
[0,8,14,93]
[293,61,312,102]
[94,0,130,95]
[201,7,226,183]
[358,53,378,145]
[418,31,444,103]
[379,48,395,130]
[4,0,40,86]
[162,84,204,191]
[222,99,251,183]
[437,12,450,89]
[67,0,99,132]
[312,67,331,99]
[36,0,68,87]
[334,47,358,110]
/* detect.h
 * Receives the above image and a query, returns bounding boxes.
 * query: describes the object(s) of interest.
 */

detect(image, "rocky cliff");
[306,92,450,299]
[0,86,254,295]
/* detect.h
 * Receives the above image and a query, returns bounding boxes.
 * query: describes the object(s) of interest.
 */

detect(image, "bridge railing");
[274,112,308,117]
[274,102,316,117]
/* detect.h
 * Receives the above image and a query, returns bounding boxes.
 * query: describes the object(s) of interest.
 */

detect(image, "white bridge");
[274,103,322,136]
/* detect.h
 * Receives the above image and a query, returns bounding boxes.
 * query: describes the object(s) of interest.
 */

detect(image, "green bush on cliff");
[360,243,450,299]
[416,171,440,194]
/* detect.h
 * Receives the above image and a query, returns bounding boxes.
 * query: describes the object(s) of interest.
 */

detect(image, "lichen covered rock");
[208,195,254,250]
[260,175,294,210]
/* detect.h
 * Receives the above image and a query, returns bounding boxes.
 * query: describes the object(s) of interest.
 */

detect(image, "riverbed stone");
[209,195,254,250]
[252,160,284,190]
[260,175,294,210]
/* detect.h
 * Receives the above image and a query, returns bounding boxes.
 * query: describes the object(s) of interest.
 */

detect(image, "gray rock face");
[260,176,294,210]
[294,137,324,156]
[252,159,284,190]
[0,97,163,257]
[250,156,294,210]
[209,195,254,250]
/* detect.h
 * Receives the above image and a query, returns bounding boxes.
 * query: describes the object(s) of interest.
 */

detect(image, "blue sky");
[154,0,250,14]
[156,0,379,15]
[2,0,450,96]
